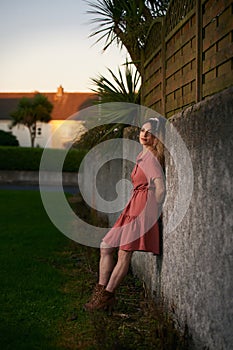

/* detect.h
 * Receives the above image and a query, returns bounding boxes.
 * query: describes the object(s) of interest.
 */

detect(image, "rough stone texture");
[132,87,233,349]
[78,154,125,226]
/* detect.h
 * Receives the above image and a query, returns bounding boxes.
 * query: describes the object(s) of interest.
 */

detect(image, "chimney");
[57,85,64,97]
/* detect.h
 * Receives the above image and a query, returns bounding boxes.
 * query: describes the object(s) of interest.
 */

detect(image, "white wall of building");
[0,120,86,149]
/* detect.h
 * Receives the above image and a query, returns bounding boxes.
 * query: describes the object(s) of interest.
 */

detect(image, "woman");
[84,118,165,312]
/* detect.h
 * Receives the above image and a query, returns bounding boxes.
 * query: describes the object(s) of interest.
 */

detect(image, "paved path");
[0,183,79,194]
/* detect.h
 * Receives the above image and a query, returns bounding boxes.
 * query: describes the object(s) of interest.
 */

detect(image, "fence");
[142,0,233,117]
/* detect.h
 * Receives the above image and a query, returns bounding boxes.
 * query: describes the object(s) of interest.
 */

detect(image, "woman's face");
[139,122,157,147]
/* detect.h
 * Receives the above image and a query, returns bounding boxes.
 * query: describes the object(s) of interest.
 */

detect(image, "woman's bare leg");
[98,241,116,287]
[105,249,133,293]
[84,248,132,311]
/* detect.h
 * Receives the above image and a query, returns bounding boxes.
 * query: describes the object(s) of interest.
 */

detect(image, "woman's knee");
[100,241,115,256]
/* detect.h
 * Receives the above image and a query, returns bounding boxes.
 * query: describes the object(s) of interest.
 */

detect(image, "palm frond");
[90,60,141,104]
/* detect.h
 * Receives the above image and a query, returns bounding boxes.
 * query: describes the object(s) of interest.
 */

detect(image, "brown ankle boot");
[84,284,105,310]
[84,289,115,313]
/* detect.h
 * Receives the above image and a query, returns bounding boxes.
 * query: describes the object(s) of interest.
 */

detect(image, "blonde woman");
[84,118,165,312]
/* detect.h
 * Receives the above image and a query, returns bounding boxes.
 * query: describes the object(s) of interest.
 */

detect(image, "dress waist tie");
[133,186,155,192]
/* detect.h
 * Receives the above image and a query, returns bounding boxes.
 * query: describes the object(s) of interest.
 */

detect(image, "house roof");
[0,86,97,121]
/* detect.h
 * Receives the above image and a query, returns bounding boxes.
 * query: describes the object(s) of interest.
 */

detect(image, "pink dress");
[103,150,163,254]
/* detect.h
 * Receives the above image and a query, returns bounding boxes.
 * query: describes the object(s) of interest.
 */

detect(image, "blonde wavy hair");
[141,117,165,169]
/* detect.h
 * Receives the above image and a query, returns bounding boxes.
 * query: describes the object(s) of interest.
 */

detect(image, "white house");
[0,86,96,148]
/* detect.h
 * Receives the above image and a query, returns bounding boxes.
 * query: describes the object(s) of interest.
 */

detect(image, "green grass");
[0,190,71,349]
[0,190,190,349]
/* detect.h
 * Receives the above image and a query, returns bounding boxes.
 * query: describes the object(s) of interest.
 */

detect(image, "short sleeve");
[141,151,164,182]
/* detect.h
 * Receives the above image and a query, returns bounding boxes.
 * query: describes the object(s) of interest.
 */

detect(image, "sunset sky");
[0,0,127,92]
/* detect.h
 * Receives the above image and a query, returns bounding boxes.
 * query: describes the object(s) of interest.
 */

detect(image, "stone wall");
[132,86,233,349]
[79,87,233,348]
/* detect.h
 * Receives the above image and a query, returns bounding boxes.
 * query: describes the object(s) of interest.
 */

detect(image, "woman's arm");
[152,177,166,204]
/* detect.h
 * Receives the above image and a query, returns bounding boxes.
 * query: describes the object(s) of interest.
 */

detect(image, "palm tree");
[74,62,140,150]
[91,61,141,104]
[11,93,53,147]
[86,0,170,73]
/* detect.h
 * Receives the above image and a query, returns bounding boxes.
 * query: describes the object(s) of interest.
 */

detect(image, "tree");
[10,93,53,147]
[74,62,141,150]
[91,61,141,104]
[86,0,170,73]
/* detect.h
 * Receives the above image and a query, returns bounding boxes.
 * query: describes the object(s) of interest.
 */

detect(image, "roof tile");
[0,89,97,120]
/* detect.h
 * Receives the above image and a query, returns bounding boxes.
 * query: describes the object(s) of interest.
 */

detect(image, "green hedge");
[0,147,87,172]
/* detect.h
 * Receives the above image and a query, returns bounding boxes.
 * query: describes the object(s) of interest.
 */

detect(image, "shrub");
[0,146,87,172]
[0,130,19,146]
[73,124,126,151]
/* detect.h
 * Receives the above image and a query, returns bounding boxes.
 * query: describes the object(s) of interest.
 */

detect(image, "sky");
[0,0,127,92]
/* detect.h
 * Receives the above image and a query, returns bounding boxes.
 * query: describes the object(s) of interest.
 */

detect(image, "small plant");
[0,130,19,146]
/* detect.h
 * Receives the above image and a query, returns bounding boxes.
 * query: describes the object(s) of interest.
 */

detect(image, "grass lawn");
[0,190,72,349]
[0,190,189,350]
